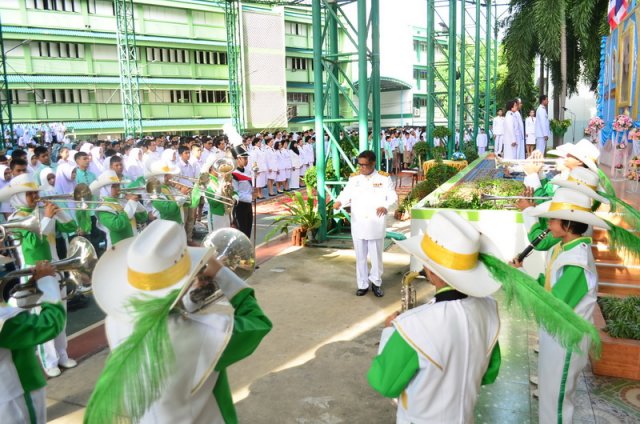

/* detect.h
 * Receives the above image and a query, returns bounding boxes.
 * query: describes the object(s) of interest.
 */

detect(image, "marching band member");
[334,150,397,297]
[91,170,148,249]
[85,220,272,424]
[202,157,233,232]
[5,173,79,377]
[144,161,187,225]
[231,146,254,238]
[1,261,66,423]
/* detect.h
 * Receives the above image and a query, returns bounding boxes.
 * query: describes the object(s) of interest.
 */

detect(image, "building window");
[413,69,428,80]
[88,0,115,15]
[287,57,309,71]
[195,90,229,103]
[170,90,192,103]
[413,97,427,108]
[194,51,228,65]
[29,0,80,12]
[285,22,309,36]
[0,90,25,105]
[146,48,190,64]
[35,89,89,104]
[287,93,310,103]
[413,40,428,53]
[36,42,84,59]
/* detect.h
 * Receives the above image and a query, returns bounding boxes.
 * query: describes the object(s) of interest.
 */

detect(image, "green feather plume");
[606,221,640,262]
[479,253,601,356]
[597,169,616,198]
[598,191,640,229]
[84,289,181,424]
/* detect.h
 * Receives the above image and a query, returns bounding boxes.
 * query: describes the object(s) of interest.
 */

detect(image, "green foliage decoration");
[550,119,572,136]
[264,191,322,243]
[598,296,640,340]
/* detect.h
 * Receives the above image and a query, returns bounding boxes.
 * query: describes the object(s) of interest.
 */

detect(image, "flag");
[609,0,629,31]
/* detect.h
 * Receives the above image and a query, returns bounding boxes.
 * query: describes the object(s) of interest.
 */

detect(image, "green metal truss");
[114,0,143,138]
[0,14,14,150]
[312,0,381,242]
[224,0,243,132]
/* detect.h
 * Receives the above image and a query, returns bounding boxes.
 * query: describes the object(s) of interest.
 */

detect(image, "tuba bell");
[0,212,42,245]
[2,236,98,309]
[174,228,255,313]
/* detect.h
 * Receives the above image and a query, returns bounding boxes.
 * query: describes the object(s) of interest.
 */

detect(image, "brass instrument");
[174,228,255,313]
[1,237,97,308]
[495,157,559,173]
[480,193,552,202]
[0,213,41,244]
[400,271,420,312]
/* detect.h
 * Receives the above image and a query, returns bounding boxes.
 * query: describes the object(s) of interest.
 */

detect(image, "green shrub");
[598,296,640,340]
[428,178,525,210]
[462,142,479,163]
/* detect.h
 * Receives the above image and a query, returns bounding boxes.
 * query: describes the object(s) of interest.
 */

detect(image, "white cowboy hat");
[89,170,121,195]
[528,187,610,229]
[395,210,502,297]
[550,167,609,204]
[566,139,600,173]
[92,219,215,321]
[144,161,180,178]
[547,143,573,158]
[0,173,39,201]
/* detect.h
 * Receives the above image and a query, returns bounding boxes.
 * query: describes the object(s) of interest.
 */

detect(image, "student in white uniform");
[334,150,397,297]
[525,109,537,157]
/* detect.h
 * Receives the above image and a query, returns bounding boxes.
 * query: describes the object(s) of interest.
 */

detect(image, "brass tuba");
[400,271,420,312]
[174,228,255,313]
[2,237,98,308]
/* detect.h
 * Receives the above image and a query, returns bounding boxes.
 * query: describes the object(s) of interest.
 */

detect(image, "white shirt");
[336,170,397,239]
[493,116,505,136]
[535,105,550,138]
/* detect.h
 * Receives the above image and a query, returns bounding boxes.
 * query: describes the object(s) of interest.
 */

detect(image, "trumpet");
[495,157,559,172]
[480,194,552,202]
[1,236,97,308]
[173,227,255,313]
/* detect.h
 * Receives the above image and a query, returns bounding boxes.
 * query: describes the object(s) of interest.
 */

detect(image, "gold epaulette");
[350,172,358,177]
[378,171,389,177]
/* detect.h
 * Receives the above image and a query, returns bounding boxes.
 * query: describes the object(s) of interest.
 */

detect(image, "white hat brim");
[566,150,599,173]
[395,232,502,297]
[547,149,567,158]
[92,238,214,322]
[529,201,610,229]
[550,178,609,204]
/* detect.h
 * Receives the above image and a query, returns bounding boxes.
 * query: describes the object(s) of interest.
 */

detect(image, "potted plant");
[265,191,321,246]
[550,119,572,137]
[591,296,640,380]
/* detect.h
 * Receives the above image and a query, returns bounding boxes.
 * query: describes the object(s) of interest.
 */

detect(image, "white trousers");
[494,135,503,155]
[38,287,68,369]
[352,238,383,289]
[207,213,231,233]
[536,137,547,154]
[538,329,589,424]
[478,146,486,154]
[2,388,46,424]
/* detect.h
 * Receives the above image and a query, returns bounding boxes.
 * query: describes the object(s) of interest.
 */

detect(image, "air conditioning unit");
[413,107,421,117]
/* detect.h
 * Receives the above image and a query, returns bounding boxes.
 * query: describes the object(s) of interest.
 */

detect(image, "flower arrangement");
[612,114,634,132]
[615,163,624,169]
[629,128,640,142]
[628,156,640,181]
[587,116,605,131]
[616,142,627,150]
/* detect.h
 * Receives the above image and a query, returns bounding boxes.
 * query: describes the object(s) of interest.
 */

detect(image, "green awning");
[353,76,412,92]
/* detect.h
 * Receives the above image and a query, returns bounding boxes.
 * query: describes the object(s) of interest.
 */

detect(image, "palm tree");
[502,0,608,144]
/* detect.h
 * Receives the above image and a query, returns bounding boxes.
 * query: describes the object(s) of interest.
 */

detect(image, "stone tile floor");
[475,292,640,423]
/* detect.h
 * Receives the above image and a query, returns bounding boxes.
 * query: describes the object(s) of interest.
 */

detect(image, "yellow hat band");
[548,202,591,213]
[420,233,478,271]
[567,175,597,190]
[21,182,38,190]
[128,250,191,291]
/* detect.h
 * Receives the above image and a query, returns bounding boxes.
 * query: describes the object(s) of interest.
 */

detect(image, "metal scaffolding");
[114,0,143,139]
[312,0,381,242]
[0,15,13,150]
[224,0,244,132]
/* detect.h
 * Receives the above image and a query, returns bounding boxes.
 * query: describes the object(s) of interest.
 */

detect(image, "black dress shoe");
[356,288,369,296]
[372,285,384,297]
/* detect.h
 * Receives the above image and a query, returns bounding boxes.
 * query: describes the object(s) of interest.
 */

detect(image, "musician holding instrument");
[202,156,233,232]
[91,170,148,249]
[144,161,187,225]
[85,220,272,424]
[0,261,65,423]
[5,173,80,377]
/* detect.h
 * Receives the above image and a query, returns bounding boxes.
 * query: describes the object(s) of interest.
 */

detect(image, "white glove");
[37,276,62,304]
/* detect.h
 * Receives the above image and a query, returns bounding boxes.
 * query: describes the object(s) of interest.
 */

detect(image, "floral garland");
[628,155,640,182]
